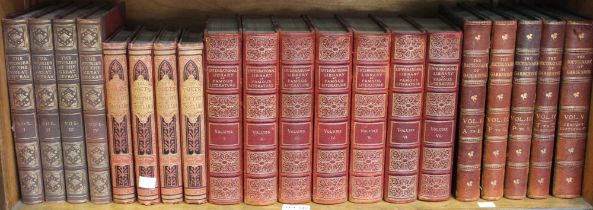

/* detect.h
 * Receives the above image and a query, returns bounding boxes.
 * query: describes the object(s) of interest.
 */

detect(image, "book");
[77,3,124,203]
[340,16,389,204]
[409,17,462,202]
[154,29,183,204]
[275,16,315,204]
[241,16,279,206]
[178,30,207,204]
[374,16,426,204]
[205,17,243,205]
[439,5,492,202]
[129,28,161,205]
[2,4,65,204]
[307,16,352,204]
[103,28,138,204]
[466,5,517,200]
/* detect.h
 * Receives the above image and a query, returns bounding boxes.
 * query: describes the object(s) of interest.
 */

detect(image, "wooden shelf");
[13,197,593,210]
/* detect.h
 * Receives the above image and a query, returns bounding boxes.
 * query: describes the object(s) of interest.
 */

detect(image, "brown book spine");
[553,19,593,198]
[527,20,565,199]
[384,26,426,204]
[3,17,45,205]
[449,17,492,202]
[178,34,207,204]
[504,19,542,200]
[418,26,462,202]
[277,22,314,204]
[311,19,353,205]
[205,29,243,204]
[481,20,517,201]
[154,32,183,204]
[29,17,67,202]
[104,32,136,204]
[348,24,390,204]
[242,22,279,206]
[129,31,161,205]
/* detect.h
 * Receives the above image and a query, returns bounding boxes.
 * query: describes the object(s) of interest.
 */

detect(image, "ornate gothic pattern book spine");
[275,17,314,204]
[439,6,492,202]
[241,17,279,206]
[129,28,161,205]
[154,29,183,204]
[340,16,389,204]
[103,28,138,204]
[205,17,243,205]
[410,17,462,202]
[307,16,352,204]
[374,16,426,204]
[178,31,207,204]
[77,3,124,203]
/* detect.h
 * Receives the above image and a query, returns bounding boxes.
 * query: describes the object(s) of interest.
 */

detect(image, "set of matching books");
[2,1,593,206]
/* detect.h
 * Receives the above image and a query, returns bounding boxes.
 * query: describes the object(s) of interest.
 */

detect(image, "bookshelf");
[1,0,593,209]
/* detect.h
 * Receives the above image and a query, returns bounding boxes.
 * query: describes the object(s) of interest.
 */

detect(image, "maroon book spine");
[417,24,462,202]
[383,24,427,204]
[348,22,390,204]
[553,19,593,199]
[277,20,315,204]
[528,20,565,199]
[205,23,243,204]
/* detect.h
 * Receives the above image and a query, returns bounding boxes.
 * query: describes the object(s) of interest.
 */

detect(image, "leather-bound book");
[28,4,84,202]
[178,30,207,204]
[506,4,566,199]
[439,5,492,202]
[274,16,314,204]
[53,4,103,203]
[77,3,124,203]
[306,16,352,204]
[2,4,66,204]
[409,17,462,202]
[129,28,161,205]
[205,17,243,205]
[241,17,279,206]
[103,28,138,204]
[374,16,426,204]
[534,7,593,199]
[462,5,517,200]
[339,16,389,204]
[154,29,183,204]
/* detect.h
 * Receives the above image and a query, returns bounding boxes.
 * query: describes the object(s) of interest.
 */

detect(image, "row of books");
[3,1,593,206]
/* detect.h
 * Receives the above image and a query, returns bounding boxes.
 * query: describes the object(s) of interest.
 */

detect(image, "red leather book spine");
[504,20,542,200]
[349,30,389,204]
[418,30,462,202]
[242,28,279,206]
[481,20,517,200]
[104,36,136,204]
[205,32,243,204]
[527,21,565,199]
[278,30,314,203]
[454,20,492,202]
[553,20,593,198]
[178,37,207,204]
[384,30,426,204]
[129,38,160,205]
[312,28,353,205]
[155,37,183,204]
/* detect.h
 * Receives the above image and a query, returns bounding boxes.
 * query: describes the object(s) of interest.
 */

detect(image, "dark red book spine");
[278,26,315,204]
[481,20,517,201]
[205,31,243,204]
[384,30,426,204]
[527,20,565,199]
[418,29,462,202]
[553,19,593,199]
[348,28,390,204]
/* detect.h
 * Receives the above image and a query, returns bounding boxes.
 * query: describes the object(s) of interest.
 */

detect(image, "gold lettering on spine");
[107,75,129,122]
[132,77,154,123]
[157,75,178,122]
